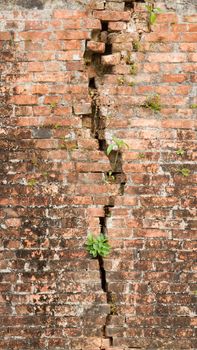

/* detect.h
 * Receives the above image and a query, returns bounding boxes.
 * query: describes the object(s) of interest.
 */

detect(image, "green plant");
[27,178,37,186]
[117,76,125,85]
[190,104,197,109]
[106,136,129,174]
[42,172,48,177]
[132,39,141,52]
[145,1,162,30]
[53,124,61,129]
[130,62,138,75]
[143,94,161,112]
[50,102,57,110]
[138,152,145,159]
[109,293,118,315]
[107,136,129,156]
[178,168,190,177]
[128,81,135,87]
[86,233,111,258]
[176,149,185,156]
[104,172,115,183]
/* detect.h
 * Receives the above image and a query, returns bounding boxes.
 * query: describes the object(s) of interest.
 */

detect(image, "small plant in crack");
[128,81,135,87]
[109,293,118,315]
[176,148,185,156]
[117,76,125,85]
[145,1,162,31]
[138,152,145,159]
[190,104,197,109]
[107,136,129,172]
[104,172,115,183]
[129,62,138,75]
[53,124,61,129]
[177,167,190,177]
[27,178,37,187]
[86,233,111,258]
[143,94,161,112]
[50,102,57,111]
[132,39,141,52]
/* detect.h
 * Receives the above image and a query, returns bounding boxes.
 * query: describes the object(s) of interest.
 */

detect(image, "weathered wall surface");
[0,0,196,349]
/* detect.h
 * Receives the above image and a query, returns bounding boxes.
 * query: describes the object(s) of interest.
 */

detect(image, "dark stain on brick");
[17,0,44,9]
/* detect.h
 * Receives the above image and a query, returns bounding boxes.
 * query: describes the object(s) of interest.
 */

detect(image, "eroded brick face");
[0,1,196,349]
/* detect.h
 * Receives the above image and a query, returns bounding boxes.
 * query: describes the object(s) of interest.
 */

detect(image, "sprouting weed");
[138,153,145,159]
[107,136,129,156]
[117,76,125,85]
[143,94,161,112]
[145,1,162,30]
[27,178,37,186]
[132,40,141,52]
[130,62,138,75]
[177,168,190,177]
[176,149,185,156]
[53,124,61,129]
[86,233,111,258]
[190,104,197,109]
[50,102,57,110]
[106,136,129,173]
[128,81,135,87]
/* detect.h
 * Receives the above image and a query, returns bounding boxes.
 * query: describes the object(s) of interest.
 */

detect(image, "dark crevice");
[98,139,107,152]
[101,21,108,31]
[98,255,108,292]
[104,44,112,55]
[89,77,96,89]
[125,1,134,10]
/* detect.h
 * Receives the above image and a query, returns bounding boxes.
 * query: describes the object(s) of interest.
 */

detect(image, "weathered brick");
[93,10,131,21]
[87,40,105,53]
[101,52,121,65]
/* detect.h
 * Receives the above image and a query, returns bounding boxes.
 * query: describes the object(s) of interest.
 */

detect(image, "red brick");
[101,53,121,65]
[93,10,131,22]
[181,33,197,42]
[55,30,91,40]
[179,43,197,51]
[83,18,101,30]
[156,13,178,23]
[10,95,38,105]
[19,31,51,41]
[108,21,126,32]
[73,103,92,115]
[27,62,44,72]
[53,10,87,19]
[184,15,197,22]
[162,74,187,83]
[147,53,186,63]
[24,21,49,30]
[0,32,11,40]
[87,41,105,53]
[188,53,197,62]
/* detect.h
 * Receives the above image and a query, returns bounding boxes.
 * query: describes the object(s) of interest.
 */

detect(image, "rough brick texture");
[0,0,196,349]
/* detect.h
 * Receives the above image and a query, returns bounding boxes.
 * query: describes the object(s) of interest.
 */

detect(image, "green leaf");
[145,4,152,12]
[178,168,190,177]
[176,149,185,156]
[155,7,162,13]
[107,144,114,155]
[150,12,157,25]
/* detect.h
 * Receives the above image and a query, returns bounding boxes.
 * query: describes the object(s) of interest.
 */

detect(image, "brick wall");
[0,0,196,349]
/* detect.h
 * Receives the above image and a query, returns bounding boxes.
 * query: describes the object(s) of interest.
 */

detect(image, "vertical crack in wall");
[83,12,132,348]
[82,1,149,345]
